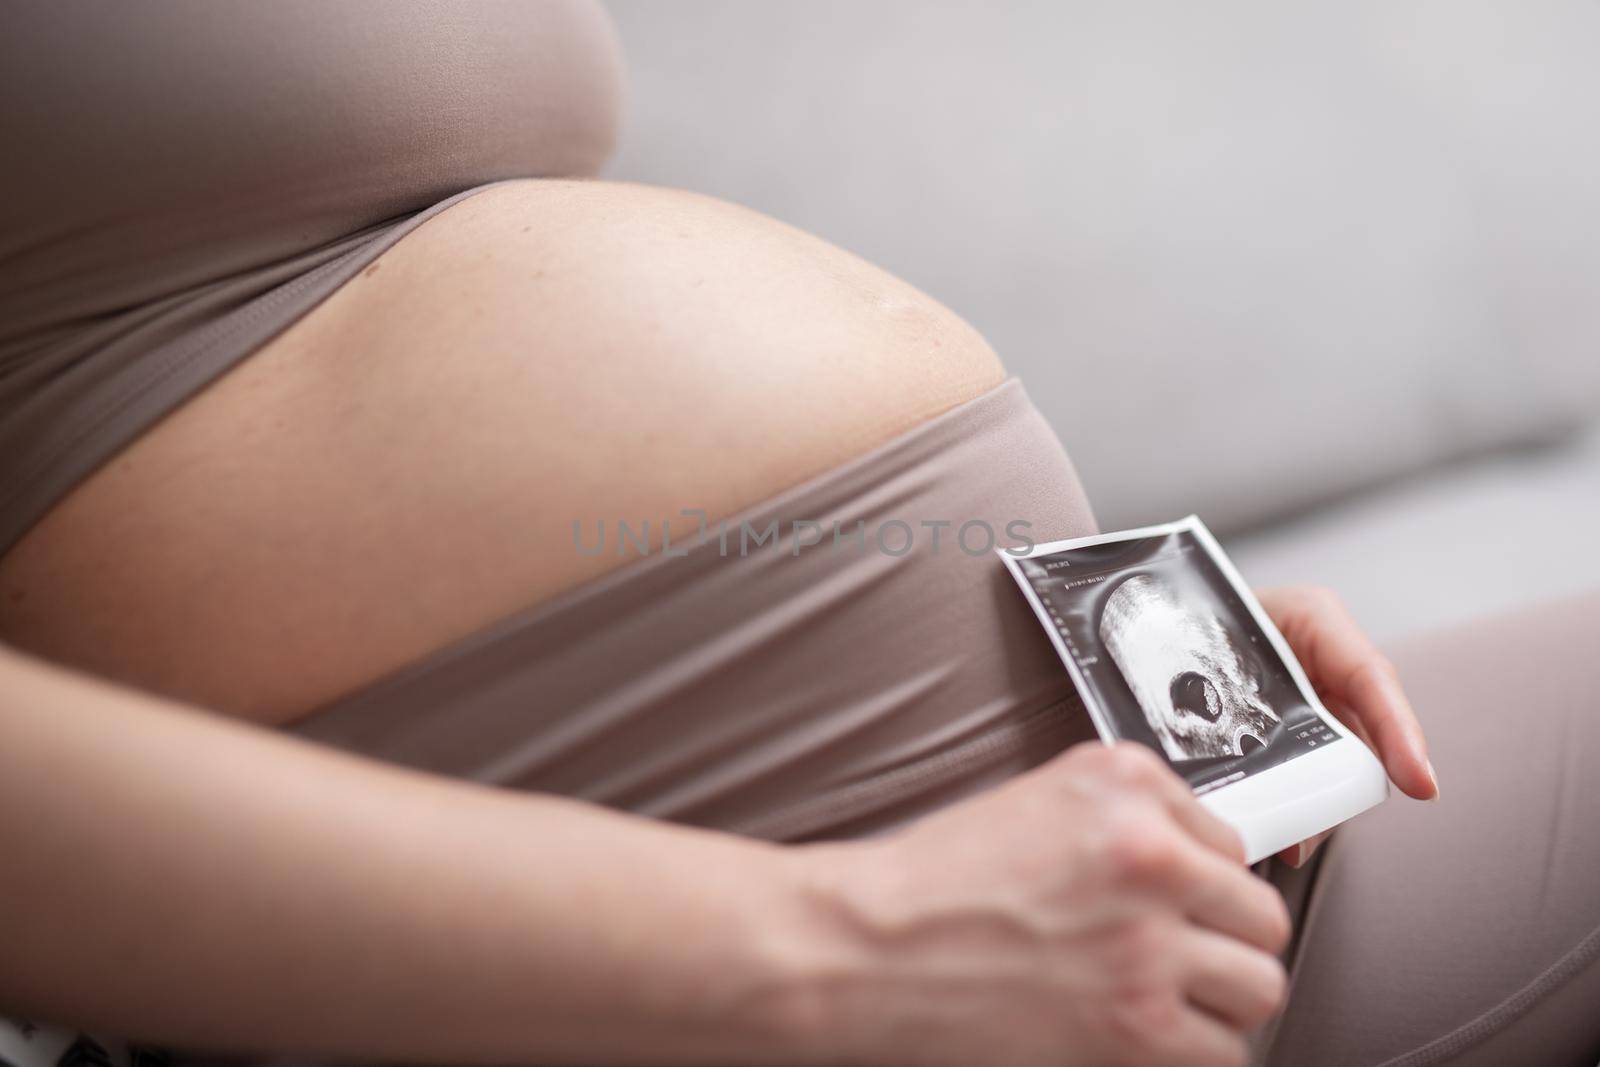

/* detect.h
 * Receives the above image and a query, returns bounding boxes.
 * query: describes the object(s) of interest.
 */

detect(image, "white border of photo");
[998,514,1389,864]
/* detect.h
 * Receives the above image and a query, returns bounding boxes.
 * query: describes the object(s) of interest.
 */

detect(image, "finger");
[1173,841,1292,954]
[1272,589,1437,800]
[1273,828,1333,868]
[1105,742,1248,863]
[1342,658,1435,800]
[1179,926,1289,1030]
[1164,791,1250,867]
[1146,1003,1252,1067]
[1326,696,1376,751]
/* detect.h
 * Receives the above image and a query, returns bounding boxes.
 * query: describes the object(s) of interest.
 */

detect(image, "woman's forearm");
[0,646,830,1065]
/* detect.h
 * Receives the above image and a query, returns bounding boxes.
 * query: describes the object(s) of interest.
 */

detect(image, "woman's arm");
[1,644,1290,1067]
[0,644,823,1065]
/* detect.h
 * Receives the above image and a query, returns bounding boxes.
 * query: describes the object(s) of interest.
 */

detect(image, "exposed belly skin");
[0,181,1004,724]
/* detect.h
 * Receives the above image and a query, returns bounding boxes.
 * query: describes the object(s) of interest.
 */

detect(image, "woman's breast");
[0,180,1016,724]
[0,0,623,343]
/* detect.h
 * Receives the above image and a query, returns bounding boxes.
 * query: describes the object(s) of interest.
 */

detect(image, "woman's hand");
[1256,585,1440,867]
[792,742,1291,1067]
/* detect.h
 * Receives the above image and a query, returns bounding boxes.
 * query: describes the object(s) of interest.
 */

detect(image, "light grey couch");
[604,0,1600,641]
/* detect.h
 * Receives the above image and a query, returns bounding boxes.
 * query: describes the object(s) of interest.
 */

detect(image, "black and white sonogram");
[1099,573,1282,761]
[1008,520,1343,793]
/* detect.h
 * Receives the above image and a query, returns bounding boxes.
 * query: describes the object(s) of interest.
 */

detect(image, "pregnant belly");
[0,181,1005,724]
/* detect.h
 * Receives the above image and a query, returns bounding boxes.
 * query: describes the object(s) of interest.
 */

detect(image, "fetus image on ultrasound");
[1099,573,1281,761]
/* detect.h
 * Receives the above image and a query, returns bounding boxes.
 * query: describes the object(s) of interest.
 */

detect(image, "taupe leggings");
[1262,591,1600,1066]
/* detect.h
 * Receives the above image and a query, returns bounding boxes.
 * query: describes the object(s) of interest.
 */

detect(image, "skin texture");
[0,180,1004,723]
[0,182,1436,1062]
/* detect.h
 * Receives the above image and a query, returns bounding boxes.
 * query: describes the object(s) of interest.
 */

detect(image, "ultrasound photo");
[1005,517,1343,794]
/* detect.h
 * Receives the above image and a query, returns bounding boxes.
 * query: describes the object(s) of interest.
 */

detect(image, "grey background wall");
[603,1,1600,637]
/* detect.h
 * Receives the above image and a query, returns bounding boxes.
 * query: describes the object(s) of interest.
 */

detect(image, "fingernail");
[1426,758,1440,800]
